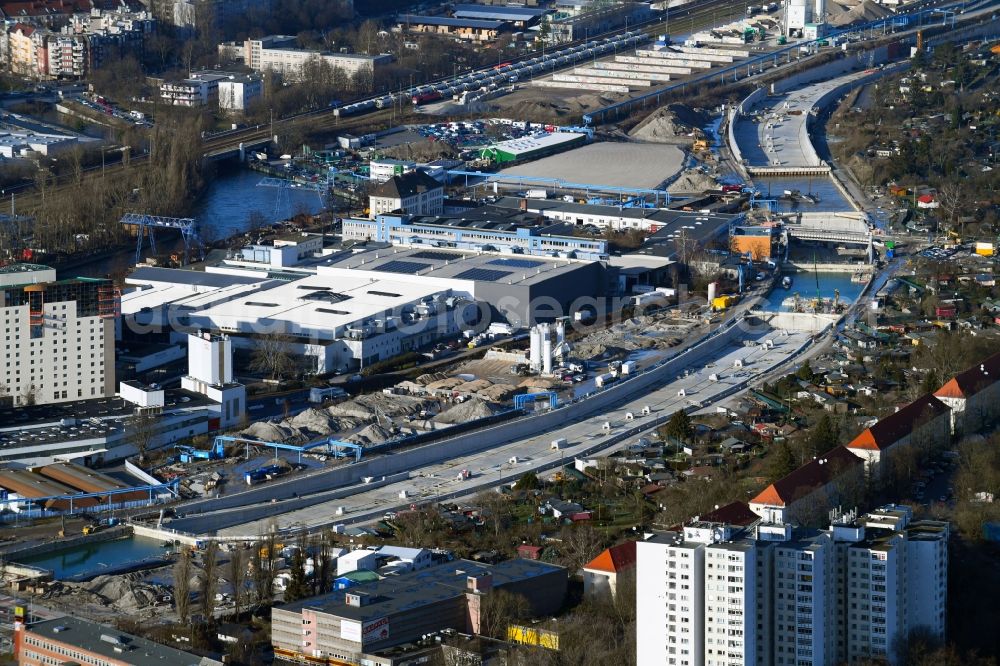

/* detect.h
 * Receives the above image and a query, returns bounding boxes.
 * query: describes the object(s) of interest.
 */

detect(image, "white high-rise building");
[637,530,706,666]
[637,504,948,666]
[0,264,116,406]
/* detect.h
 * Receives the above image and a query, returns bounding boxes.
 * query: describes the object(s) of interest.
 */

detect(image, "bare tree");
[558,524,604,576]
[174,549,193,624]
[199,541,220,623]
[226,546,248,619]
[251,532,276,607]
[127,408,158,463]
[249,332,298,381]
[477,588,530,640]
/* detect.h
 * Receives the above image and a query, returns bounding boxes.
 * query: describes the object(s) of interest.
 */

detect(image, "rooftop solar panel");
[376,260,431,274]
[410,250,462,261]
[487,258,543,269]
[454,268,512,282]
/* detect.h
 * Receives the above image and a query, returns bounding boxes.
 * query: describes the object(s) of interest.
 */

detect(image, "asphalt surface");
[218,325,813,536]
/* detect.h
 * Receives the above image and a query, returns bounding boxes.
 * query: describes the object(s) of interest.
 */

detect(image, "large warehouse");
[480,131,587,164]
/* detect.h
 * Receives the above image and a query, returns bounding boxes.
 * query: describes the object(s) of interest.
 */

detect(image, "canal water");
[68,165,326,279]
[762,271,866,311]
[753,176,853,213]
[195,165,326,240]
[18,536,172,580]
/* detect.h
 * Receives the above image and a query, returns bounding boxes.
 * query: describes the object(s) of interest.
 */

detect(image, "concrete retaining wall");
[1,525,131,559]
[729,87,767,169]
[165,319,750,533]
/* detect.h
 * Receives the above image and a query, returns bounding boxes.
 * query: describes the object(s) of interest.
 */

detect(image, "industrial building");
[494,197,741,239]
[314,247,614,329]
[16,616,223,666]
[36,461,148,503]
[395,15,509,42]
[480,131,588,164]
[452,4,546,28]
[0,264,116,407]
[271,558,566,664]
[342,207,609,260]
[0,331,242,467]
[636,505,948,666]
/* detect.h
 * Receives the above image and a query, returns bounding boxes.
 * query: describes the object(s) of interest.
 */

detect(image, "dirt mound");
[668,168,719,194]
[327,393,432,420]
[241,421,302,443]
[81,575,164,613]
[434,397,500,424]
[346,424,393,446]
[630,106,691,143]
[827,0,893,25]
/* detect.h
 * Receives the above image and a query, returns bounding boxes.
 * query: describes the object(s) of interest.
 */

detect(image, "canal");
[69,164,326,279]
[762,271,867,312]
[18,535,173,580]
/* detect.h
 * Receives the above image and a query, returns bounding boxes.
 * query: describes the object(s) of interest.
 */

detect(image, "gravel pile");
[434,397,500,424]
[629,106,692,143]
[346,424,394,446]
[667,168,719,194]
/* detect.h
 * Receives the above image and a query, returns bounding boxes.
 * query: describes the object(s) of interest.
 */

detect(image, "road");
[215,325,812,536]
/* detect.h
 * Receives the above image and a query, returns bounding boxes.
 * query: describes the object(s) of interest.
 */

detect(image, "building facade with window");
[0,264,115,407]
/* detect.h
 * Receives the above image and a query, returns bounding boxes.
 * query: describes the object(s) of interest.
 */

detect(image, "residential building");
[217,73,263,111]
[155,0,270,31]
[636,529,706,666]
[583,540,636,599]
[271,558,566,664]
[0,264,115,407]
[160,70,255,108]
[245,35,392,81]
[368,170,444,219]
[636,504,948,666]
[3,8,154,79]
[749,445,864,525]
[933,350,1000,433]
[845,393,950,470]
[15,615,223,666]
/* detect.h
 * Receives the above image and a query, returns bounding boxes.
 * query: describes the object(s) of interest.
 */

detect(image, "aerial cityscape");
[0,0,998,664]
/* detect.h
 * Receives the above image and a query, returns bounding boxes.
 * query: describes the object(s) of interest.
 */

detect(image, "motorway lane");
[217,326,811,536]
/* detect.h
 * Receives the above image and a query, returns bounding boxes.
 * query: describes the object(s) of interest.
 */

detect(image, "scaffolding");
[98,284,120,319]
[120,213,201,265]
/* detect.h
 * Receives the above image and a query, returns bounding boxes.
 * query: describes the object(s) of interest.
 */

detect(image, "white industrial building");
[368,170,444,219]
[218,74,263,111]
[785,0,827,35]
[636,504,949,666]
[0,264,115,407]
[0,131,77,158]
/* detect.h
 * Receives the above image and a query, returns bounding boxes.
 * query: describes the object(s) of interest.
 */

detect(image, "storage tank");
[707,281,717,306]
[814,0,826,22]
[529,327,542,372]
[541,324,553,375]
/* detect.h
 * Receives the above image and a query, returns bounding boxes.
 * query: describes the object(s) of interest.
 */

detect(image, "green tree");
[664,409,693,443]
[768,441,797,482]
[805,413,839,458]
[284,546,309,603]
[796,360,814,382]
[515,471,540,491]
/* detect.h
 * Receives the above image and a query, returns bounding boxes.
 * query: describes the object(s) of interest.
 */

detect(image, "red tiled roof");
[699,501,759,526]
[848,393,949,451]
[584,541,637,574]
[934,351,1000,399]
[750,446,862,507]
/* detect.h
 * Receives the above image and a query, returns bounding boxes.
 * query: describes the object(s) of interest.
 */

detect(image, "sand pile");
[668,168,719,194]
[346,424,393,446]
[287,408,363,437]
[434,398,500,424]
[827,0,893,25]
[241,421,303,443]
[629,107,692,143]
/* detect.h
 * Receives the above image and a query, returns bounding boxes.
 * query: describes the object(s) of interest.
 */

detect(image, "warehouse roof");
[452,4,545,21]
[24,616,221,666]
[284,558,563,622]
[488,132,586,158]
[397,14,507,29]
[129,267,263,289]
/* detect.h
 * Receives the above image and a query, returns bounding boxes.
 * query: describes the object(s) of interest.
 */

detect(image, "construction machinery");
[175,439,226,463]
